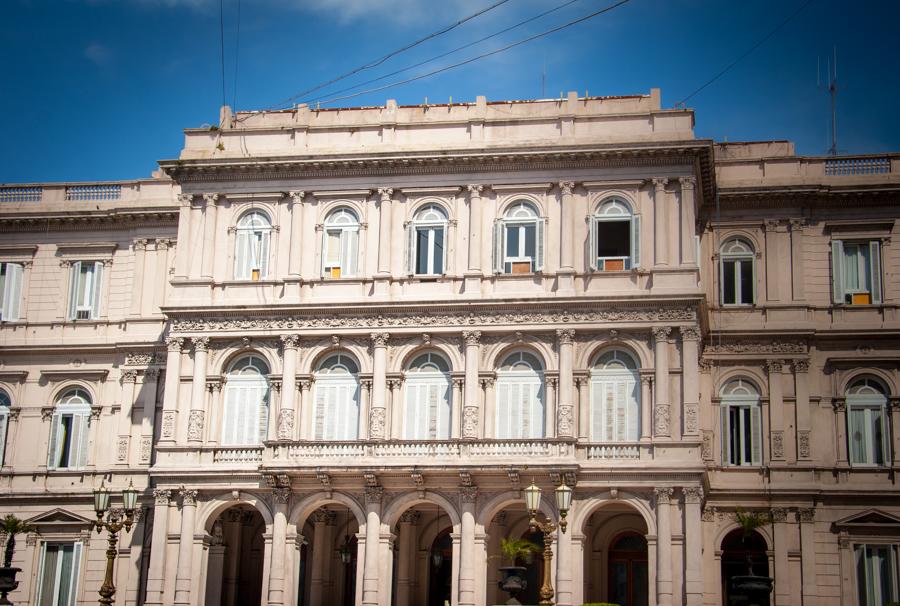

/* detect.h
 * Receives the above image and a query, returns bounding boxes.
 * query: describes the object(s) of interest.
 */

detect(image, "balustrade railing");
[585,443,641,460]
[824,156,890,176]
[212,447,263,463]
[65,184,122,201]
[270,439,571,462]
[0,185,42,202]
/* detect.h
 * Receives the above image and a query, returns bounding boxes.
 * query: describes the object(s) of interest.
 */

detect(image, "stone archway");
[390,502,458,606]
[581,502,650,606]
[204,504,266,606]
[721,528,769,606]
[297,504,361,606]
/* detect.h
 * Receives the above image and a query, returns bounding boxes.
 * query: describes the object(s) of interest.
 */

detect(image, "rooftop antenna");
[819,47,838,156]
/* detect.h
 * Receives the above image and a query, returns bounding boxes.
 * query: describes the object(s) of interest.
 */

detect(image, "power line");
[311,0,633,107]
[268,0,513,109]
[301,0,587,106]
[677,0,816,106]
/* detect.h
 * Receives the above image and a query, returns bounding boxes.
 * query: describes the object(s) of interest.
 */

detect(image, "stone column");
[556,509,573,606]
[797,508,817,603]
[833,398,849,466]
[144,489,171,606]
[174,488,198,605]
[161,337,183,444]
[481,377,495,439]
[451,378,464,439]
[558,181,576,293]
[389,379,403,440]
[200,193,219,279]
[653,327,671,438]
[288,191,304,278]
[653,178,669,266]
[655,487,673,606]
[187,337,209,444]
[267,489,290,606]
[462,331,481,439]
[466,184,483,274]
[556,329,575,438]
[206,380,222,445]
[222,510,243,606]
[640,374,653,441]
[771,508,791,605]
[362,487,383,606]
[683,487,703,606]
[767,360,785,461]
[789,219,806,300]
[458,486,477,606]
[396,511,419,606]
[681,326,701,437]
[545,377,557,438]
[130,239,147,316]
[118,370,138,465]
[174,193,192,279]
[370,333,389,440]
[576,377,589,440]
[358,379,370,440]
[279,335,299,441]
[793,360,812,460]
[679,177,696,265]
[376,188,393,288]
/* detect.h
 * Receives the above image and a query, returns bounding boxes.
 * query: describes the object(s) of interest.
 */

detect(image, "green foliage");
[734,508,771,540]
[498,537,541,564]
[1,514,36,567]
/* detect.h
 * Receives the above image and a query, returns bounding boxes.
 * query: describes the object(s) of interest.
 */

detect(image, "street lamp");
[93,480,139,606]
[523,478,573,606]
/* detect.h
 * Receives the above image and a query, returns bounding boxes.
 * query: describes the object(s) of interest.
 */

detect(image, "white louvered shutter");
[2,263,22,321]
[426,383,439,439]
[234,231,249,278]
[590,379,603,441]
[534,383,545,437]
[73,413,90,468]
[535,218,546,271]
[67,262,80,320]
[90,262,102,319]
[35,542,48,605]
[631,215,641,268]
[405,223,416,275]
[439,226,448,275]
[0,412,7,465]
[314,386,327,440]
[749,405,762,465]
[849,408,865,464]
[404,383,419,439]
[258,231,271,278]
[47,413,62,468]
[257,386,269,444]
[438,379,450,439]
[625,376,639,440]
[348,383,360,440]
[831,240,845,303]
[221,386,238,445]
[588,219,598,271]
[344,229,359,277]
[496,381,510,438]
[69,542,84,604]
[493,220,504,273]
[869,240,882,304]
[320,230,330,278]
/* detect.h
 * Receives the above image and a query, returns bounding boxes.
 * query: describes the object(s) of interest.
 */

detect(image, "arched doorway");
[205,505,265,606]
[428,529,453,606]
[484,503,546,606]
[390,505,454,606]
[721,529,769,606]
[297,505,359,606]
[518,528,545,606]
[582,502,650,605]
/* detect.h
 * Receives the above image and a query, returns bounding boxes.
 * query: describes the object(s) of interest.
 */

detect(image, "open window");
[406,205,448,276]
[48,388,92,470]
[720,379,762,466]
[832,240,882,305]
[847,377,890,467]
[720,238,755,305]
[589,198,640,271]
[66,261,102,320]
[322,208,359,279]
[234,210,272,280]
[493,201,545,274]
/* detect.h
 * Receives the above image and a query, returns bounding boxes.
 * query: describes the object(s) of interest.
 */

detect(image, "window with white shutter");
[409,205,448,276]
[590,198,639,271]
[498,201,544,274]
[234,211,272,280]
[404,352,451,439]
[313,353,360,441]
[0,262,24,322]
[322,208,360,279]
[855,543,900,606]
[719,238,755,305]
[36,541,83,606]
[847,377,890,466]
[721,379,762,466]
[832,239,884,305]
[0,389,9,466]
[67,261,102,320]
[47,388,92,470]
[221,355,270,446]
[589,350,640,442]
[495,351,545,439]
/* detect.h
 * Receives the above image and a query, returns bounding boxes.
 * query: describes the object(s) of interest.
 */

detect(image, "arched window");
[590,350,640,442]
[720,238,755,305]
[322,208,359,279]
[313,353,360,440]
[496,351,545,439]
[221,355,270,445]
[589,198,640,271]
[48,388,92,470]
[0,262,24,322]
[494,201,545,274]
[721,379,762,466]
[847,377,889,466]
[404,352,452,440]
[407,205,448,276]
[0,389,10,465]
[234,210,272,280]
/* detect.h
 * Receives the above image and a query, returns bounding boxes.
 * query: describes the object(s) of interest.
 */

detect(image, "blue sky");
[2,0,899,183]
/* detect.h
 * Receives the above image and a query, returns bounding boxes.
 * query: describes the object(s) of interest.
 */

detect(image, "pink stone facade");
[0,90,899,606]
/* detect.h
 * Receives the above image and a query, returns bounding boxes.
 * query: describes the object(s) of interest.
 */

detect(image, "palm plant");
[499,536,541,566]
[734,508,771,541]
[1,515,36,568]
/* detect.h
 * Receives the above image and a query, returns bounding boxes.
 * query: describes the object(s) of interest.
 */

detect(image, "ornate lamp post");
[93,481,139,606]
[523,479,573,606]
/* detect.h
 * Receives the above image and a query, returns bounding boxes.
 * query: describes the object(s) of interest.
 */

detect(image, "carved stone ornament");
[654,404,670,437]
[792,359,810,373]
[165,336,184,352]
[557,405,574,437]
[798,430,811,458]
[370,332,390,348]
[704,341,806,354]
[117,436,129,462]
[202,193,220,206]
[277,409,295,440]
[121,370,138,384]
[558,181,575,196]
[153,488,171,505]
[770,507,788,523]
[369,407,386,439]
[462,330,482,347]
[556,328,575,345]
[698,358,713,373]
[684,404,699,434]
[192,336,210,352]
[125,352,156,366]
[177,193,194,206]
[187,410,205,441]
[170,306,697,333]
[679,176,696,190]
[180,488,199,506]
[832,399,847,413]
[140,436,152,463]
[701,506,716,522]
[311,508,330,524]
[765,359,784,374]
[399,511,420,524]
[654,487,674,505]
[681,325,701,341]
[377,187,394,201]
[462,406,478,438]
[281,334,300,349]
[798,508,815,523]
[652,326,672,343]
[701,431,713,460]
[683,487,704,504]
[161,411,177,439]
[459,486,478,503]
[364,486,384,503]
[771,430,785,459]
[288,191,305,204]
[467,184,483,196]
[272,487,291,505]
[652,177,668,191]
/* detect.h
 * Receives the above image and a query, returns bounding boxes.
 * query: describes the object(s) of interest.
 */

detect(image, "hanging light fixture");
[431,508,444,568]
[338,507,353,565]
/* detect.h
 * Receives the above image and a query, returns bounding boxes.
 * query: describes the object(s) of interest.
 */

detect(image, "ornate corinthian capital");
[370,332,390,348]
[556,328,575,345]
[462,330,482,347]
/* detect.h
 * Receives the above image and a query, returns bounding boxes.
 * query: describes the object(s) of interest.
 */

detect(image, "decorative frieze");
[124,352,157,366]
[704,341,806,354]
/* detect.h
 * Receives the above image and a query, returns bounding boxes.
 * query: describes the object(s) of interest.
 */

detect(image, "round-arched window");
[409,205,449,276]
[590,350,640,442]
[0,388,10,466]
[234,210,273,280]
[222,355,271,446]
[313,353,360,440]
[404,351,452,439]
[720,237,755,306]
[721,379,761,466]
[847,377,889,466]
[591,197,637,271]
[323,208,360,279]
[496,351,545,439]
[499,202,544,274]
[49,387,92,470]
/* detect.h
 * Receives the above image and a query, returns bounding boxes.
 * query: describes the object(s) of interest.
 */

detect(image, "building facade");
[1,90,899,606]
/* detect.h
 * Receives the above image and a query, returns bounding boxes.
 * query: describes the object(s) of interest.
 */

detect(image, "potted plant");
[0,514,35,605]
[728,509,774,606]
[496,537,541,605]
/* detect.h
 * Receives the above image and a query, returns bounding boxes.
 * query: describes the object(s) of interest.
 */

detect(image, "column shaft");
[280,337,299,441]
[653,179,669,266]
[144,491,170,606]
[370,334,389,440]
[467,185,483,272]
[459,499,476,606]
[377,189,393,275]
[174,195,192,279]
[683,488,703,606]
[267,500,288,605]
[559,182,574,270]
[362,496,382,606]
[200,195,218,278]
[463,331,481,439]
[653,328,671,438]
[161,338,183,443]
[768,360,785,461]
[557,329,575,438]
[679,177,696,265]
[173,490,198,605]
[682,327,701,436]
[188,338,209,444]
[288,193,304,276]
[655,488,673,606]
[640,375,652,440]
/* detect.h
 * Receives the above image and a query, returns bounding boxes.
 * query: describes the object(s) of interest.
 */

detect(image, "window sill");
[220,279,280,286]
[494,271,542,279]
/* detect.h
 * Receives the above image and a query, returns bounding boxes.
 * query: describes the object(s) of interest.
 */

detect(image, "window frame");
[0,388,9,466]
[589,350,640,442]
[221,355,271,446]
[493,202,545,274]
[495,351,546,439]
[855,543,899,606]
[35,540,83,606]
[47,388,92,471]
[0,261,24,322]
[406,205,449,277]
[588,198,640,272]
[312,353,361,441]
[66,261,102,321]
[831,239,883,305]
[847,378,890,467]
[233,210,273,281]
[720,379,762,467]
[719,238,756,306]
[321,208,360,279]
[403,351,452,439]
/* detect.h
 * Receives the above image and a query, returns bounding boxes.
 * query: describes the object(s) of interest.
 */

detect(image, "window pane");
[597,221,630,257]
[416,228,430,274]
[505,225,519,257]
[741,408,752,464]
[325,231,341,265]
[523,224,536,258]
[433,228,444,274]
[729,408,740,465]
[850,408,867,464]
[57,544,74,606]
[76,265,91,306]
[844,245,860,290]
[872,409,884,465]
[723,261,736,304]
[59,415,73,468]
[739,260,754,304]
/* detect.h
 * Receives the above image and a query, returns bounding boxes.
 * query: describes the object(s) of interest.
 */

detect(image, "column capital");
[179,488,199,506]
[765,359,784,374]
[770,507,789,523]
[652,177,669,191]
[467,184,484,196]
[165,336,184,352]
[832,398,847,413]
[153,488,171,505]
[370,332,390,348]
[364,486,384,503]
[652,326,672,343]
[683,486,704,504]
[556,328,576,345]
[177,193,194,206]
[678,176,697,190]
[462,330,482,347]
[202,193,220,206]
[192,336,210,353]
[121,370,138,384]
[288,191,306,204]
[792,359,810,373]
[797,508,816,523]
[558,181,575,195]
[281,334,301,349]
[377,187,394,202]
[680,325,702,341]
[459,486,478,503]
[654,487,674,505]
